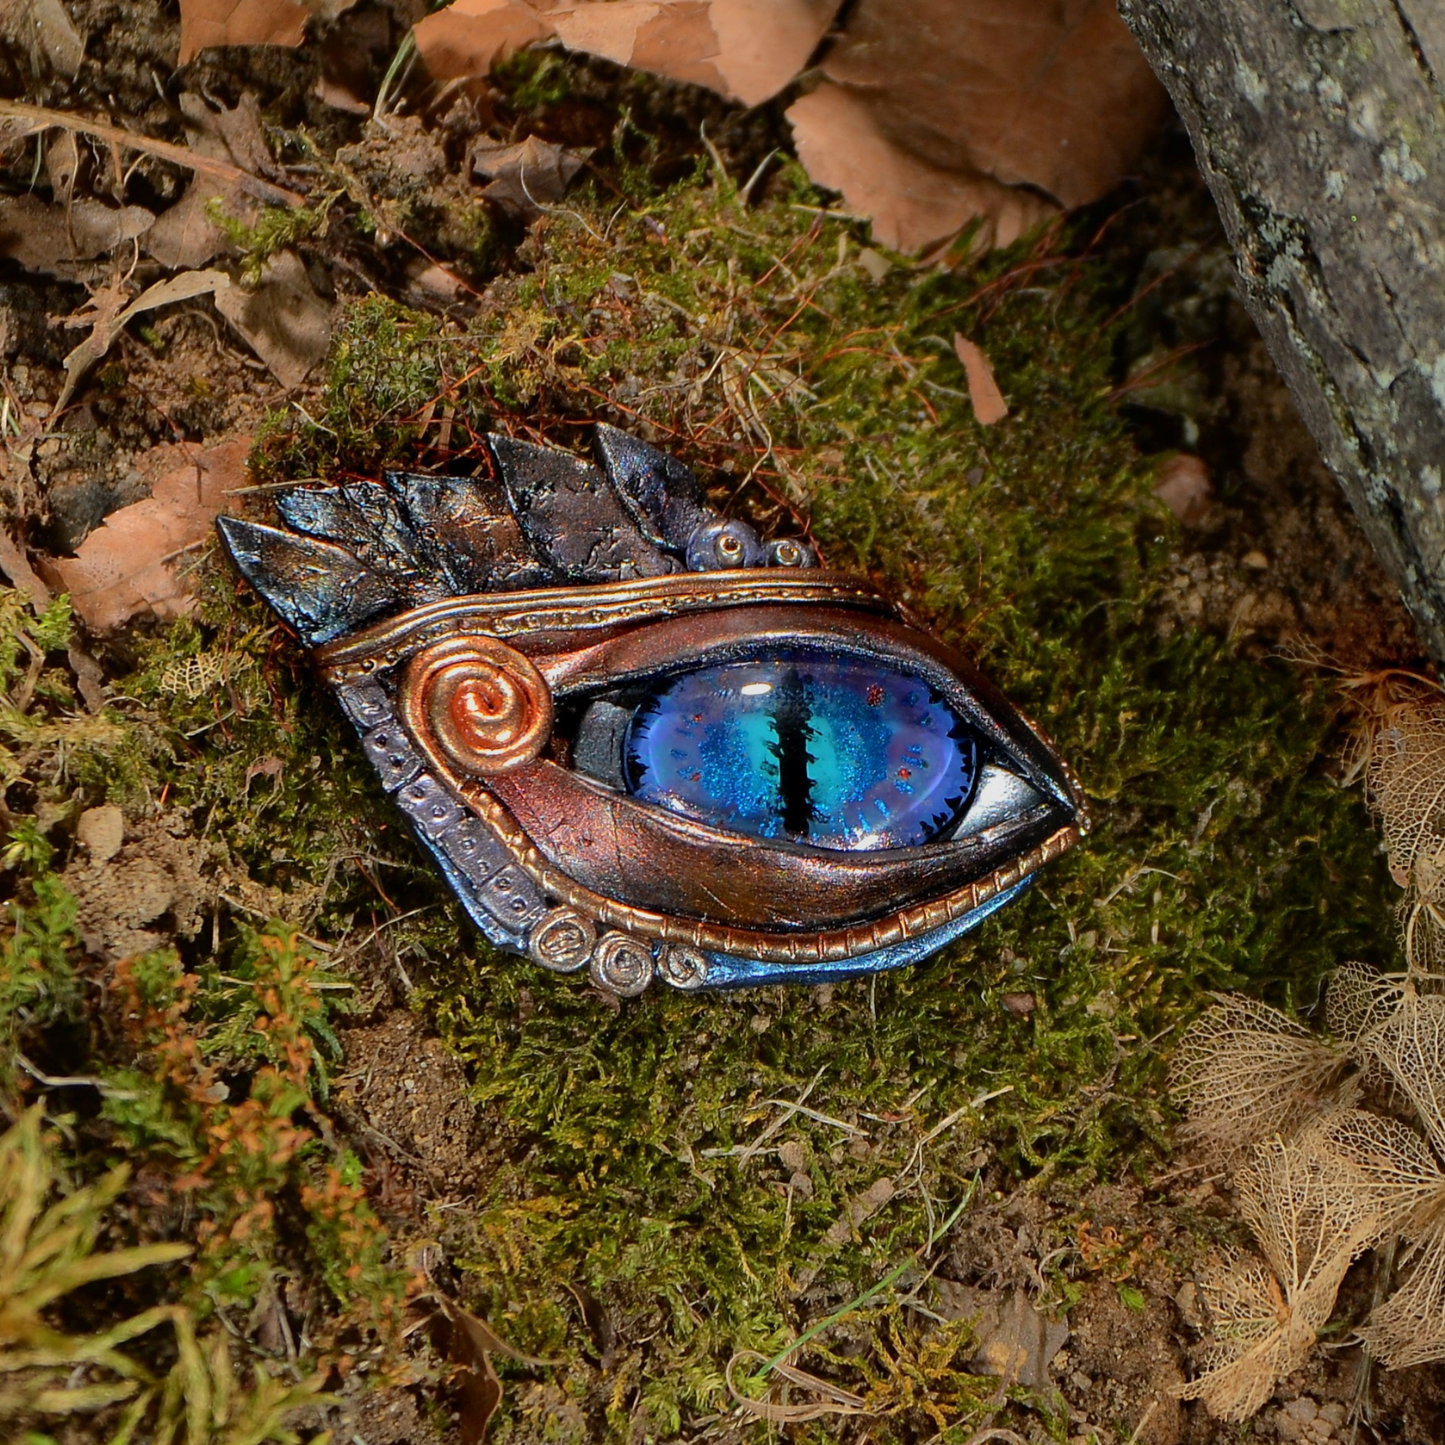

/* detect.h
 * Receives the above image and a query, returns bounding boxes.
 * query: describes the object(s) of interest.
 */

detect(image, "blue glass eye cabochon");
[623,650,979,851]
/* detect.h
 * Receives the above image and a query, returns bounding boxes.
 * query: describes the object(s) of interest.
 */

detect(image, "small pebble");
[76,805,124,865]
[1153,454,1212,524]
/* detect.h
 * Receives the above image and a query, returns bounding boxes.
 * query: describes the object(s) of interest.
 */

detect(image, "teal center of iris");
[622,649,978,851]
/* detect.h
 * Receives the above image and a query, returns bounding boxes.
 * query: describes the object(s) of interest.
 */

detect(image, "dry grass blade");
[725,1349,867,1423]
[1171,995,1356,1155]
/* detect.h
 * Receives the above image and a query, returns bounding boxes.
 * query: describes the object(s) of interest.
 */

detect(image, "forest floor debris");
[0,3,1442,1443]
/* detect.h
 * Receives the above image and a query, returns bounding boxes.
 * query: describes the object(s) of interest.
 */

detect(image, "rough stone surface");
[1121,0,1445,661]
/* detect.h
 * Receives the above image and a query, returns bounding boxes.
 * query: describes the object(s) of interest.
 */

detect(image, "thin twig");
[0,100,304,207]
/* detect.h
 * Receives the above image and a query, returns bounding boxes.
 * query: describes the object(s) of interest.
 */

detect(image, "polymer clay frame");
[218,426,1087,995]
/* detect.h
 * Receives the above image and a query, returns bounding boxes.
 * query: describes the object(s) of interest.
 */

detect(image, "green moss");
[15,157,1400,1439]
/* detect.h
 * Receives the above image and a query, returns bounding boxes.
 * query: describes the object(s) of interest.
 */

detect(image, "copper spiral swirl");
[401,635,553,775]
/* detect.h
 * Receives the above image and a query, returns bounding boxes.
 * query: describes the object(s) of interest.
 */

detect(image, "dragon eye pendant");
[217,427,1086,996]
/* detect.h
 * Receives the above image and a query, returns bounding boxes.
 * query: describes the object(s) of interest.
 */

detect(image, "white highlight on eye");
[739,682,773,696]
[952,763,1046,838]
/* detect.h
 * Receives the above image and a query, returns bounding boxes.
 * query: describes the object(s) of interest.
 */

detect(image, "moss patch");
[4,152,1401,1440]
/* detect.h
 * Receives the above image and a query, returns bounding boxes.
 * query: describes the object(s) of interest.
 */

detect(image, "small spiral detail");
[657,943,708,991]
[528,907,597,973]
[589,932,655,997]
[402,636,553,774]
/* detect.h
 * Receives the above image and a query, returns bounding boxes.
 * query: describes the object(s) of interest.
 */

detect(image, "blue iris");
[623,649,978,851]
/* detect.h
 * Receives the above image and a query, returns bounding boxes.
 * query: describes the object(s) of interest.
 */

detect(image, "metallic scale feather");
[217,427,1087,994]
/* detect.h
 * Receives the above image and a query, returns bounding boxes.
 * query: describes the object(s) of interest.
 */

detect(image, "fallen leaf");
[55,268,231,414]
[316,6,392,113]
[0,99,304,209]
[244,755,284,791]
[1153,453,1213,524]
[934,1282,1069,1391]
[416,0,838,106]
[0,528,52,604]
[413,0,553,84]
[44,128,79,209]
[435,1293,559,1445]
[0,195,156,275]
[470,134,590,219]
[178,0,363,61]
[179,0,307,63]
[144,92,271,269]
[817,0,1168,213]
[788,82,1055,254]
[47,436,251,631]
[953,333,1009,426]
[0,111,48,152]
[213,248,333,388]
[67,645,106,711]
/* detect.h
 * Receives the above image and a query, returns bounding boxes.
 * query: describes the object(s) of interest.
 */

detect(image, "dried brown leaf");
[213,248,332,388]
[435,1293,558,1444]
[316,7,392,113]
[952,333,1008,426]
[1153,454,1212,525]
[413,0,554,83]
[787,82,1056,254]
[1326,959,1405,1046]
[784,0,1165,252]
[0,529,51,605]
[1361,1210,1445,1368]
[1179,1253,1311,1421]
[1171,995,1356,1156]
[1179,1133,1379,1419]
[416,0,837,106]
[146,93,273,269]
[178,0,308,63]
[0,100,304,209]
[55,268,231,414]
[0,195,155,276]
[819,0,1167,213]
[1357,688,1445,896]
[933,1282,1068,1390]
[1239,1133,1379,1306]
[1360,989,1445,1159]
[44,128,79,209]
[0,0,85,79]
[470,134,590,219]
[1306,1107,1443,1241]
[47,437,250,632]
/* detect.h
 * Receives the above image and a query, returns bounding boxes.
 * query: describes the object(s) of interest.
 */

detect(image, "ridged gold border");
[318,570,893,682]
[455,774,1079,964]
